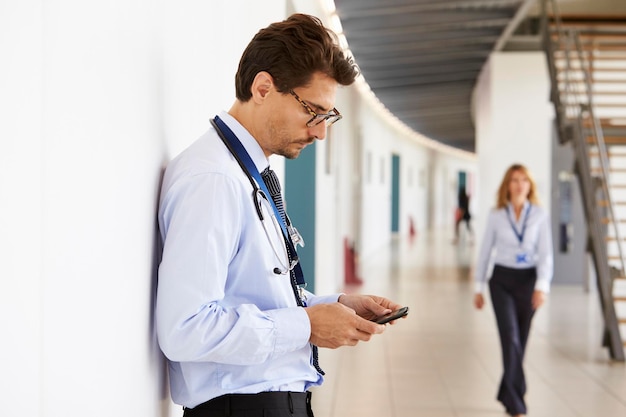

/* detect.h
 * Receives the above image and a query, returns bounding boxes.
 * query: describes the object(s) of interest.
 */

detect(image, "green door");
[284,144,316,293]
[391,154,400,233]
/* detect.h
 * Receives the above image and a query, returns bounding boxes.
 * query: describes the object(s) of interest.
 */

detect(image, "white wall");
[428,152,478,230]
[393,133,431,236]
[313,87,359,295]
[0,2,44,417]
[1,1,482,415]
[358,107,394,256]
[473,52,554,249]
[355,97,476,258]
[0,1,286,416]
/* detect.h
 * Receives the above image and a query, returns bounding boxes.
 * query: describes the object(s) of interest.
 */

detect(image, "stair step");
[582,118,626,128]
[557,63,626,71]
[601,218,626,224]
[557,71,626,77]
[590,103,626,108]
[592,167,626,173]
[589,91,626,96]
[566,104,626,110]
[586,136,626,144]
[554,53,626,61]
[552,32,626,40]
[597,200,626,207]
[558,79,626,84]
[555,44,626,52]
[557,67,626,74]
[588,151,626,157]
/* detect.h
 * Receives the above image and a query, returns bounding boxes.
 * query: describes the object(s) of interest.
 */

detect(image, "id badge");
[516,252,528,264]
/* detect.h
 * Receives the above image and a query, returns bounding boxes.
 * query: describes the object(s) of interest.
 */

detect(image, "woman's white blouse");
[474,201,554,294]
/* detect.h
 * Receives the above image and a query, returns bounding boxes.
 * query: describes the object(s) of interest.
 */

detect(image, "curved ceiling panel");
[335,0,526,152]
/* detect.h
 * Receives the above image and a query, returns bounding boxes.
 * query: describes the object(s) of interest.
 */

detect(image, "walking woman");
[474,164,553,417]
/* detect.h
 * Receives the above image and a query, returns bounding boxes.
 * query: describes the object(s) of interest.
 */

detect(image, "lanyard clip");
[298,283,308,304]
[288,224,305,248]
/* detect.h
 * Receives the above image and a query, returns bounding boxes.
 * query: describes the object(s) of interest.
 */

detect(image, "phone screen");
[373,306,409,324]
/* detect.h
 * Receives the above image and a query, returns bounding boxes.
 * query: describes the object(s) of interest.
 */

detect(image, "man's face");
[261,72,338,159]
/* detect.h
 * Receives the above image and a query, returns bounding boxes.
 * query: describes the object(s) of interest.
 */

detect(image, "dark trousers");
[183,392,314,417]
[489,265,537,415]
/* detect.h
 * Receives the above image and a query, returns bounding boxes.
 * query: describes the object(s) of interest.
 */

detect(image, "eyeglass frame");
[289,90,342,127]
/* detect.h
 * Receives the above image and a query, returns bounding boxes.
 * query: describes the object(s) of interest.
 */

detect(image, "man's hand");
[304,302,385,349]
[338,294,404,323]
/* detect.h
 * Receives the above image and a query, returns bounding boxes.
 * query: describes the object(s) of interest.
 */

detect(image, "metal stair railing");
[542,0,625,361]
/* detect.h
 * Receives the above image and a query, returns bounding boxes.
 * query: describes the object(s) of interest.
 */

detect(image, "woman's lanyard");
[507,203,532,263]
[210,116,306,287]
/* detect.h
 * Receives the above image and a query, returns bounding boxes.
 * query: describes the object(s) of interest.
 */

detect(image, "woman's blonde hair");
[496,164,540,209]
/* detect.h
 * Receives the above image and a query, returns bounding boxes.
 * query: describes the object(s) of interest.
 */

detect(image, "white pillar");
[473,52,554,248]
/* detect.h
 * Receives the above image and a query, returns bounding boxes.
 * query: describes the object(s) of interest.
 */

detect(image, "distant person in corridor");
[155,13,403,417]
[453,186,472,244]
[474,164,553,417]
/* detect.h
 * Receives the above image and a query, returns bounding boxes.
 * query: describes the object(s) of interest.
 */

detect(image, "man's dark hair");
[235,13,359,101]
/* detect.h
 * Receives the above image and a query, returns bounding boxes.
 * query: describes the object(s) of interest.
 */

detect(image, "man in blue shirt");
[156,13,403,417]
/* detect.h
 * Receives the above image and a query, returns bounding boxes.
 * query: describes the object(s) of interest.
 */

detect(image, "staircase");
[542,0,626,361]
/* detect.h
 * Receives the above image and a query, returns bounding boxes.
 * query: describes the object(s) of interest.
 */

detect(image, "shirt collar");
[507,200,530,210]
[507,200,531,217]
[218,111,269,172]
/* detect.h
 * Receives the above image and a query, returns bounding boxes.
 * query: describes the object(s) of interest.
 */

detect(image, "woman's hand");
[474,293,485,310]
[532,290,546,310]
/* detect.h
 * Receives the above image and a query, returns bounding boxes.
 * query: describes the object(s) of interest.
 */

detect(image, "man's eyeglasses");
[289,90,342,127]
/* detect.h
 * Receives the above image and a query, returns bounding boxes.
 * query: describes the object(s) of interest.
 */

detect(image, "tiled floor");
[311,230,626,417]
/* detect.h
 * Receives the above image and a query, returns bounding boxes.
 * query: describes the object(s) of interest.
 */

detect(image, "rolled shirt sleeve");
[474,210,497,294]
[534,210,554,293]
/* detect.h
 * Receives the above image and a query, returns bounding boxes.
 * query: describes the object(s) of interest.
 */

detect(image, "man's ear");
[250,71,274,103]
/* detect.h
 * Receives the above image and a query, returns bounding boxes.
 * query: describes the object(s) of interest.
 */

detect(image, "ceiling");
[333,0,626,152]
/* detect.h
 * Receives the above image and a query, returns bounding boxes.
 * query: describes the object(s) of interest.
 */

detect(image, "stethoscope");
[210,118,304,277]
[254,188,302,275]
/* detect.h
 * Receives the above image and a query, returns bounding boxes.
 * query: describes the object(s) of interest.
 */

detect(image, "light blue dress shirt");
[474,201,554,294]
[156,112,338,408]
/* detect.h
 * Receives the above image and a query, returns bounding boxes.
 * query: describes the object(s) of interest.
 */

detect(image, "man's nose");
[309,122,327,140]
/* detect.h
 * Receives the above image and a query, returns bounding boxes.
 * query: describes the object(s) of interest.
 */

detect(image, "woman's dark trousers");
[489,265,537,416]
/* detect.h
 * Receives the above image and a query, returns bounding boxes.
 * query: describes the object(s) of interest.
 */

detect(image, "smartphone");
[373,306,409,324]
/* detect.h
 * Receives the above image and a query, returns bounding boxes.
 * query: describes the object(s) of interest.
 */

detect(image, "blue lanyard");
[507,204,532,245]
[211,115,306,287]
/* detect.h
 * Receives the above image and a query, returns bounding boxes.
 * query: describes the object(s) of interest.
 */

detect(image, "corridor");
[311,230,626,417]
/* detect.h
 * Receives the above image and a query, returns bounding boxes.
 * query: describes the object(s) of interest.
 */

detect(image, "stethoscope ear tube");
[211,119,265,221]
[253,189,267,221]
